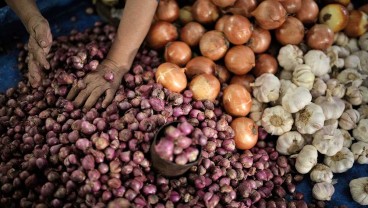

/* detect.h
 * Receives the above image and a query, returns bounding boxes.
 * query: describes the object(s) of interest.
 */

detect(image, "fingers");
[73,83,105,108]
[66,84,80,101]
[84,88,105,110]
[102,89,116,108]
[28,37,50,70]
[28,54,42,88]
[32,18,52,49]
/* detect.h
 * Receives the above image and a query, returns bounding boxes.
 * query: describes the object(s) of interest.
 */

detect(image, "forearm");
[105,0,158,72]
[5,0,43,32]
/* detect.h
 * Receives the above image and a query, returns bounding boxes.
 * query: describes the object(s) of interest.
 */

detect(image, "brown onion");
[185,56,216,79]
[155,62,187,93]
[179,6,194,24]
[252,54,278,77]
[251,0,287,30]
[279,0,302,14]
[319,3,349,32]
[214,64,231,83]
[322,0,351,6]
[275,16,305,45]
[344,10,368,37]
[225,45,255,75]
[226,0,258,18]
[223,15,253,45]
[164,41,192,66]
[211,0,237,8]
[215,15,230,31]
[155,0,180,22]
[295,0,319,24]
[199,30,229,61]
[189,74,220,101]
[146,21,178,49]
[223,84,252,117]
[306,24,334,50]
[231,117,258,150]
[192,0,220,24]
[247,26,271,53]
[180,22,206,47]
[230,74,255,93]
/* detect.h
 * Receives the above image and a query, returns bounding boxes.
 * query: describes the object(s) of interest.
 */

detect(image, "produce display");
[0,0,368,207]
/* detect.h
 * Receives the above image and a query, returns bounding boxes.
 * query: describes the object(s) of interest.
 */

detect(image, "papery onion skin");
[155,0,180,22]
[146,21,178,49]
[296,0,319,25]
[199,30,229,61]
[215,15,230,31]
[223,84,252,117]
[185,56,216,79]
[275,16,305,45]
[225,45,255,75]
[223,15,253,45]
[306,24,335,50]
[344,10,368,37]
[279,0,302,14]
[192,0,220,24]
[164,41,192,66]
[214,64,231,83]
[319,3,349,32]
[226,0,258,18]
[230,74,255,93]
[252,54,278,78]
[180,22,206,47]
[179,6,194,24]
[211,0,237,8]
[251,0,287,30]
[189,74,221,101]
[247,26,271,53]
[231,117,258,150]
[322,0,351,6]
[155,62,187,93]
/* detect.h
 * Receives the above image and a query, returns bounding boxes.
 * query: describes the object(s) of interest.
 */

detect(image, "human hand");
[26,15,52,88]
[67,59,128,110]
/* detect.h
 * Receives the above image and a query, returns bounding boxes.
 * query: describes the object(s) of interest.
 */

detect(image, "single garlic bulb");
[282,87,312,113]
[346,38,360,53]
[295,145,318,174]
[315,91,345,120]
[261,106,293,136]
[251,73,280,103]
[353,119,368,143]
[292,64,315,90]
[346,84,363,106]
[312,182,335,201]
[358,104,368,120]
[359,86,368,104]
[359,33,368,51]
[338,109,360,130]
[275,80,297,105]
[344,55,362,69]
[276,131,305,155]
[340,129,354,148]
[304,50,331,77]
[326,79,346,99]
[337,68,366,86]
[324,147,354,173]
[310,164,333,183]
[351,141,368,164]
[250,99,266,113]
[277,44,304,71]
[249,112,262,126]
[312,127,344,156]
[311,78,327,98]
[295,103,325,135]
[334,32,349,47]
[349,177,368,205]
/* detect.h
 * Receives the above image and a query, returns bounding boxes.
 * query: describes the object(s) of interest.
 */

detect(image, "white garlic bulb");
[324,147,354,173]
[315,91,345,120]
[312,182,335,201]
[324,119,338,129]
[349,177,368,205]
[346,84,363,106]
[310,164,333,183]
[334,32,349,47]
[249,112,262,126]
[311,78,327,98]
[358,104,368,120]
[251,73,280,103]
[351,141,368,164]
[337,68,366,86]
[359,86,368,104]
[326,79,346,99]
[353,119,368,143]
[320,73,331,83]
[346,38,360,53]
[344,55,362,70]
[295,103,325,134]
[261,106,293,136]
[359,32,368,51]
[312,127,344,156]
[275,80,297,105]
[295,145,318,174]
[276,131,305,155]
[340,129,354,148]
[338,109,360,130]
[292,64,315,90]
[353,50,368,74]
[250,99,265,113]
[277,44,304,71]
[282,87,312,113]
[304,50,331,77]
[326,46,340,69]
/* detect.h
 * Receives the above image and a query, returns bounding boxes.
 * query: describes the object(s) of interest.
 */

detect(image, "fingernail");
[40,41,46,47]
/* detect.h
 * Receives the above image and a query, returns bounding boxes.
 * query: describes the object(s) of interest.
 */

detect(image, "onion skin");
[214,65,231,83]
[251,0,287,30]
[344,10,368,37]
[319,3,349,32]
[211,0,237,8]
[146,21,178,50]
[231,117,258,150]
[223,84,252,117]
[215,15,230,31]
[199,30,229,61]
[180,22,206,47]
[179,6,193,24]
[155,0,180,22]
[247,26,271,53]
[155,62,187,93]
[279,0,302,14]
[226,0,258,18]
[230,74,255,93]
[225,45,255,75]
[192,0,220,24]
[295,0,319,24]
[185,56,216,79]
[252,54,278,78]
[223,15,253,45]
[189,74,221,101]
[275,16,305,45]
[164,41,192,66]
[322,0,351,7]
[306,24,335,50]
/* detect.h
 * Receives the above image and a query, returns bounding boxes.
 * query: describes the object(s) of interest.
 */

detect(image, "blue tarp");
[0,0,367,207]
